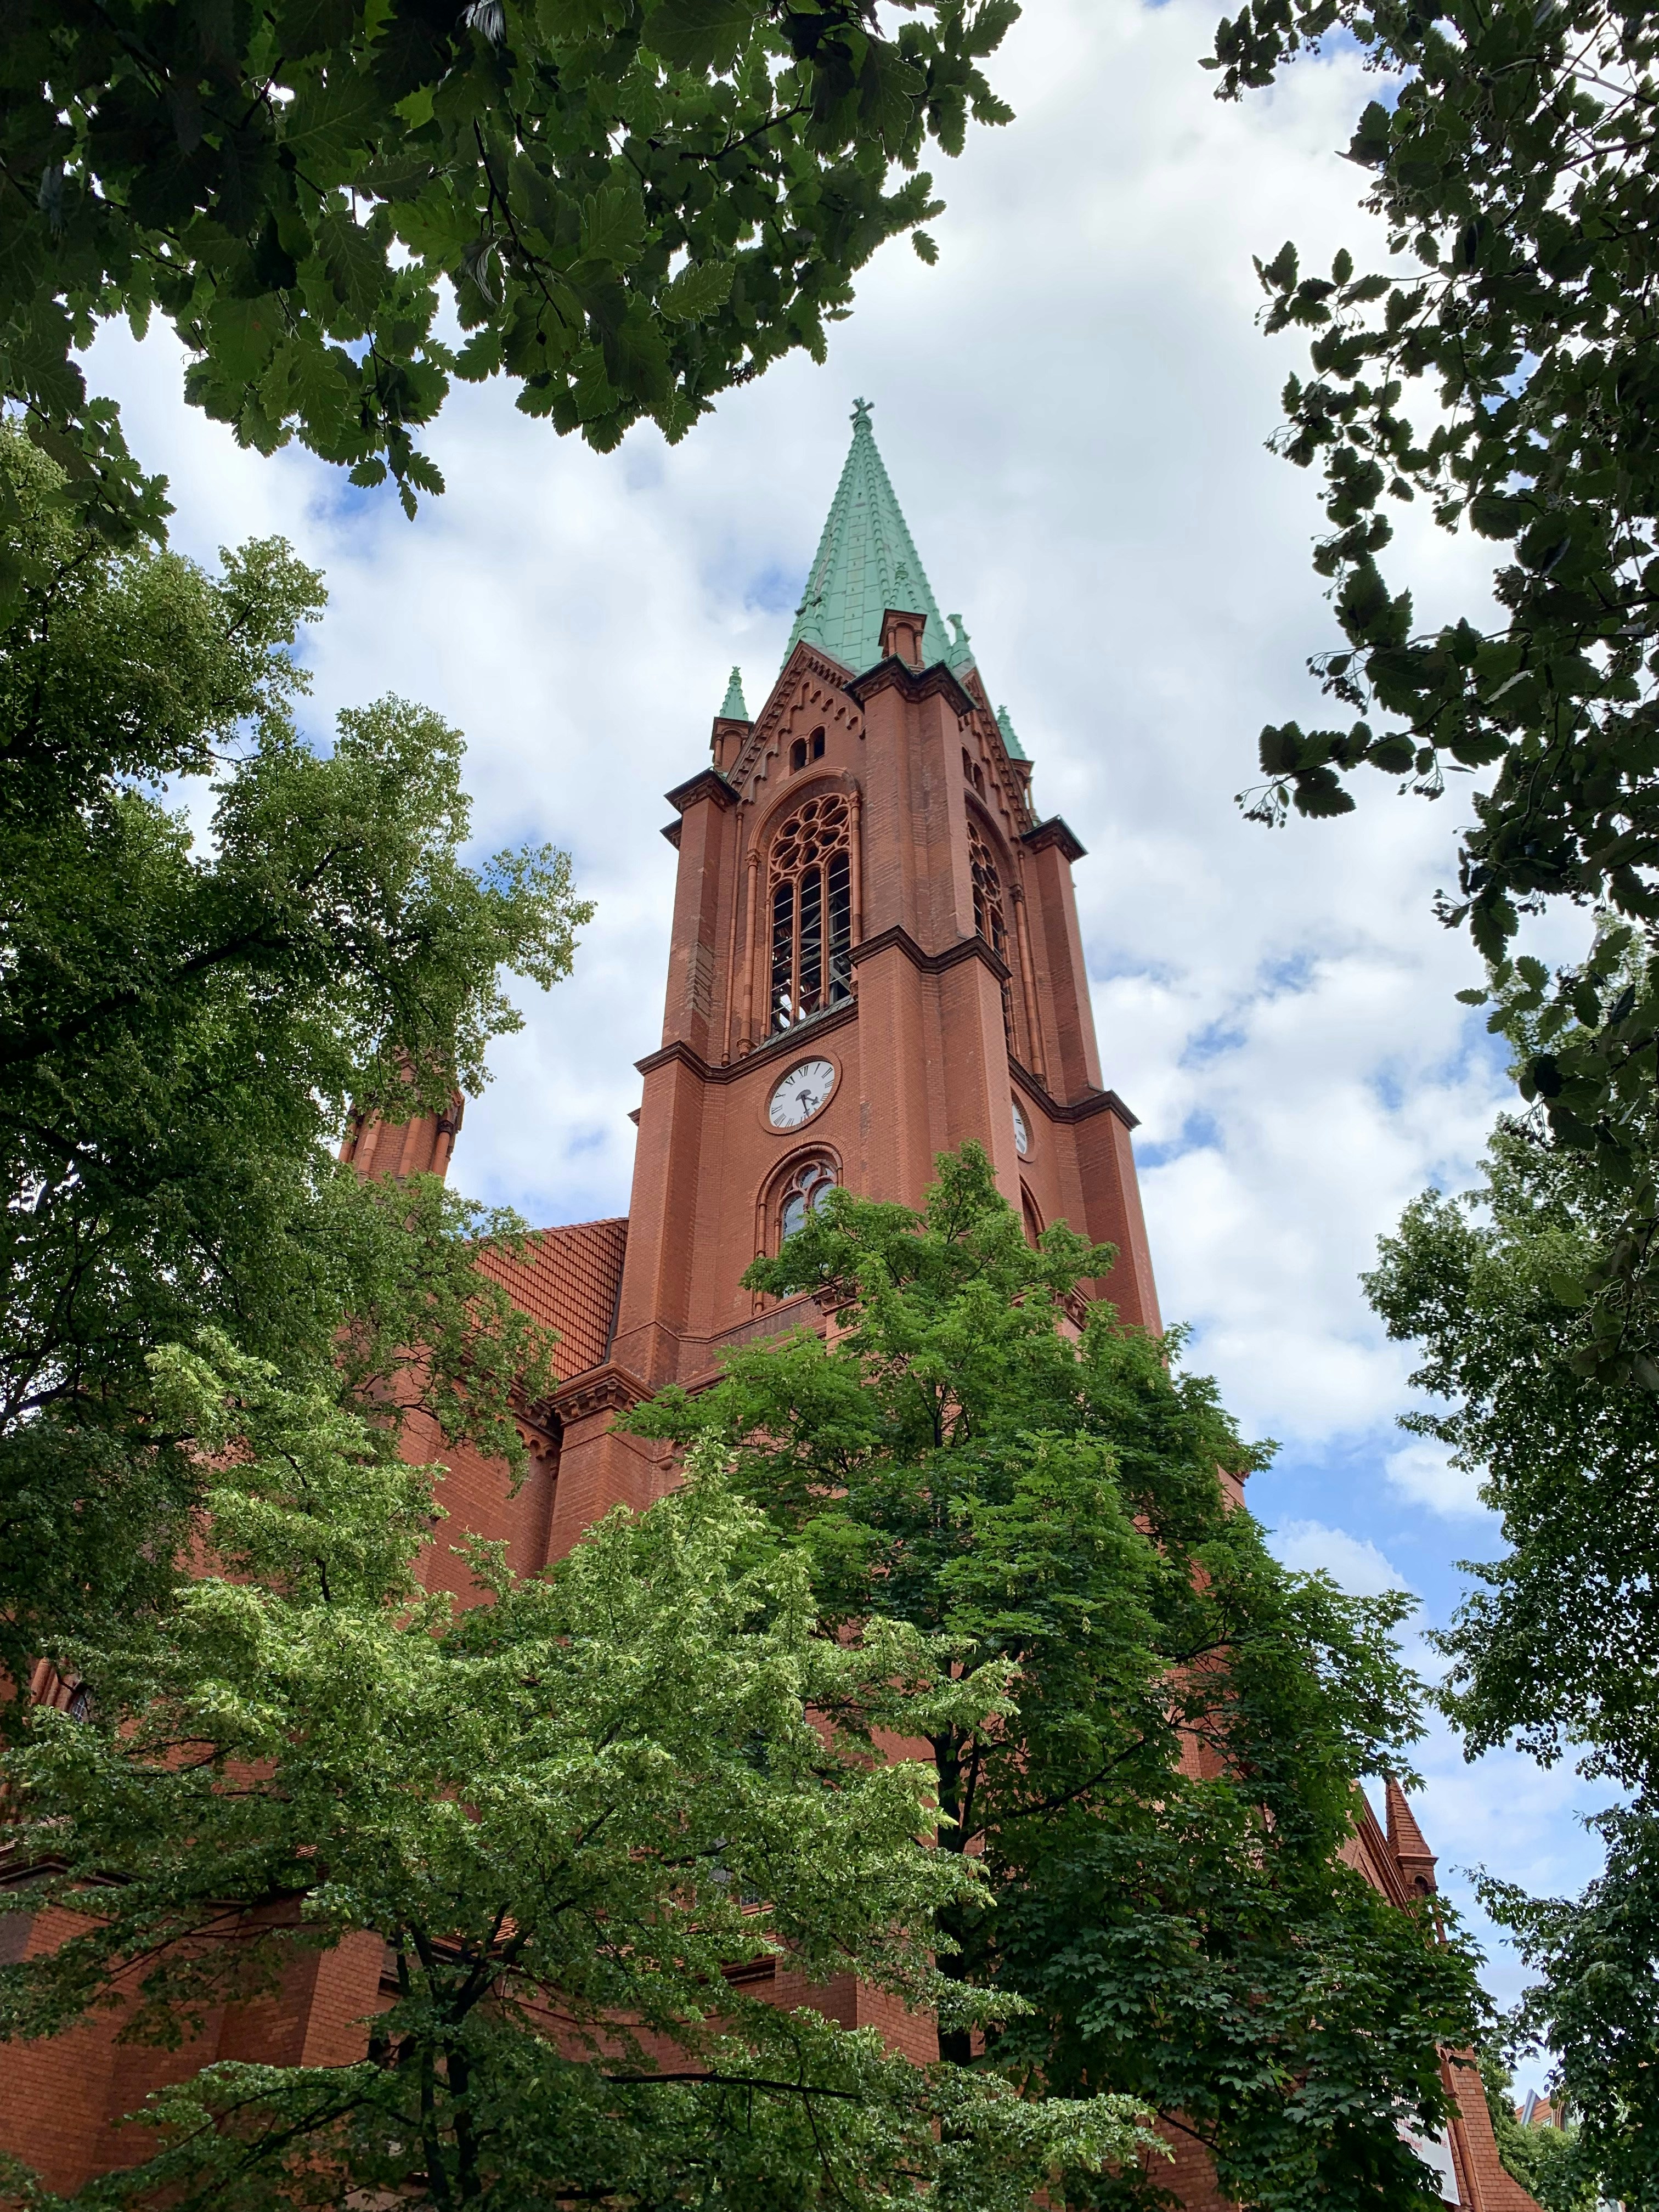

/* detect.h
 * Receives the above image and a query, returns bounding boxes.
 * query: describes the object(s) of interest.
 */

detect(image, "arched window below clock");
[779,1157,838,1244]
[1021,1185,1044,1251]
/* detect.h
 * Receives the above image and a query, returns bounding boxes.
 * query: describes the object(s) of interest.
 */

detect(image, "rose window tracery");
[769,794,853,1033]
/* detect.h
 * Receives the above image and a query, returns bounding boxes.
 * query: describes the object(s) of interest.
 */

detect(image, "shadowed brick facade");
[1,404,1534,2210]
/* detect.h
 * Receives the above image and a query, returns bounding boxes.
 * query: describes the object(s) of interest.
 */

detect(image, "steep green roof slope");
[786,400,974,680]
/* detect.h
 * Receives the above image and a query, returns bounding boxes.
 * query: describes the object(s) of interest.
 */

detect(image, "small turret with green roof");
[718,665,749,721]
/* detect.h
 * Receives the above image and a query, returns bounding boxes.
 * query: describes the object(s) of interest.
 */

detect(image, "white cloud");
[1387,1439,1490,1519]
[1268,1518,1412,1600]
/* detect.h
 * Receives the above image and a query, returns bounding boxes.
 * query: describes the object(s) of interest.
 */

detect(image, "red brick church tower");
[0,402,1535,2212]
[532,394,1162,1557]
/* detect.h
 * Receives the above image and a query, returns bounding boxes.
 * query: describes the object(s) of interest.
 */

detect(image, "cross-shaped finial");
[851,396,873,425]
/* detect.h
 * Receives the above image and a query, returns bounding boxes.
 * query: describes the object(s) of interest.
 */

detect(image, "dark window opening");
[811,730,825,760]
[790,738,807,772]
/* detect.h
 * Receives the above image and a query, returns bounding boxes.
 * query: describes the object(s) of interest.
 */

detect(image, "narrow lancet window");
[827,850,852,1004]
[798,867,823,1014]
[770,879,795,1033]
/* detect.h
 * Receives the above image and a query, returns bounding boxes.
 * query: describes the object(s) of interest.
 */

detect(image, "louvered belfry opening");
[769,794,853,1032]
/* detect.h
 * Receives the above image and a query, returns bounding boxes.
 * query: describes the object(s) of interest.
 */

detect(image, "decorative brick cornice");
[733,645,859,788]
[847,655,979,719]
[664,766,737,815]
[1011,1056,1139,1130]
[636,997,860,1084]
[551,1361,649,1425]
[1022,816,1087,864]
[851,922,1012,987]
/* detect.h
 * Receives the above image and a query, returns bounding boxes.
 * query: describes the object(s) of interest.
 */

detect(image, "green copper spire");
[996,703,1027,762]
[719,665,749,719]
[787,400,971,678]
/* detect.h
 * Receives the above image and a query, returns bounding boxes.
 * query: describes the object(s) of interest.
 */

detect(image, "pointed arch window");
[769,795,853,1032]
[780,1158,837,1243]
[968,820,1007,961]
[968,818,1015,1049]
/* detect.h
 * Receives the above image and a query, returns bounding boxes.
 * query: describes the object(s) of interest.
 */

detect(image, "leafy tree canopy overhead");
[0,1339,1149,2211]
[631,1147,1487,2212]
[0,420,586,1716]
[0,0,1016,537]
[1209,0,1659,1364]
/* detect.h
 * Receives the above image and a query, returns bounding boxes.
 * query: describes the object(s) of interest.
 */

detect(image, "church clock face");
[1012,1096,1030,1157]
[769,1058,837,1130]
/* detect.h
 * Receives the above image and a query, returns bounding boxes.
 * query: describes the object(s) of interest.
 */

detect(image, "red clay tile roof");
[479,1217,627,1383]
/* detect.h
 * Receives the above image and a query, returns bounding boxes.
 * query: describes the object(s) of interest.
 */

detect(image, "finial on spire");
[719,665,749,721]
[944,612,975,676]
[996,703,1028,763]
[851,396,873,427]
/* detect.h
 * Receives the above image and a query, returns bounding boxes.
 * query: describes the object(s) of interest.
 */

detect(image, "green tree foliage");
[0,421,588,1717]
[630,1147,1485,2212]
[1367,1117,1659,2203]
[1209,0,1659,1370]
[0,1339,1148,2210]
[1480,2050,1599,2212]
[0,0,1015,533]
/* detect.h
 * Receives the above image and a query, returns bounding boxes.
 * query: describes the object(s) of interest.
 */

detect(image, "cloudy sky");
[91,0,1604,2072]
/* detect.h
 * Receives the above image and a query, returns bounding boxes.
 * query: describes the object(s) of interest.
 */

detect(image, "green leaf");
[281,69,385,178]
[271,0,359,59]
[579,182,647,268]
[317,208,389,323]
[642,0,756,74]
[658,258,735,322]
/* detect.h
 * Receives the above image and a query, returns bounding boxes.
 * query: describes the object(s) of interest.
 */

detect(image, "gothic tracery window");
[780,1158,837,1243]
[968,817,1015,1049]
[769,793,853,1032]
[967,819,1007,961]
